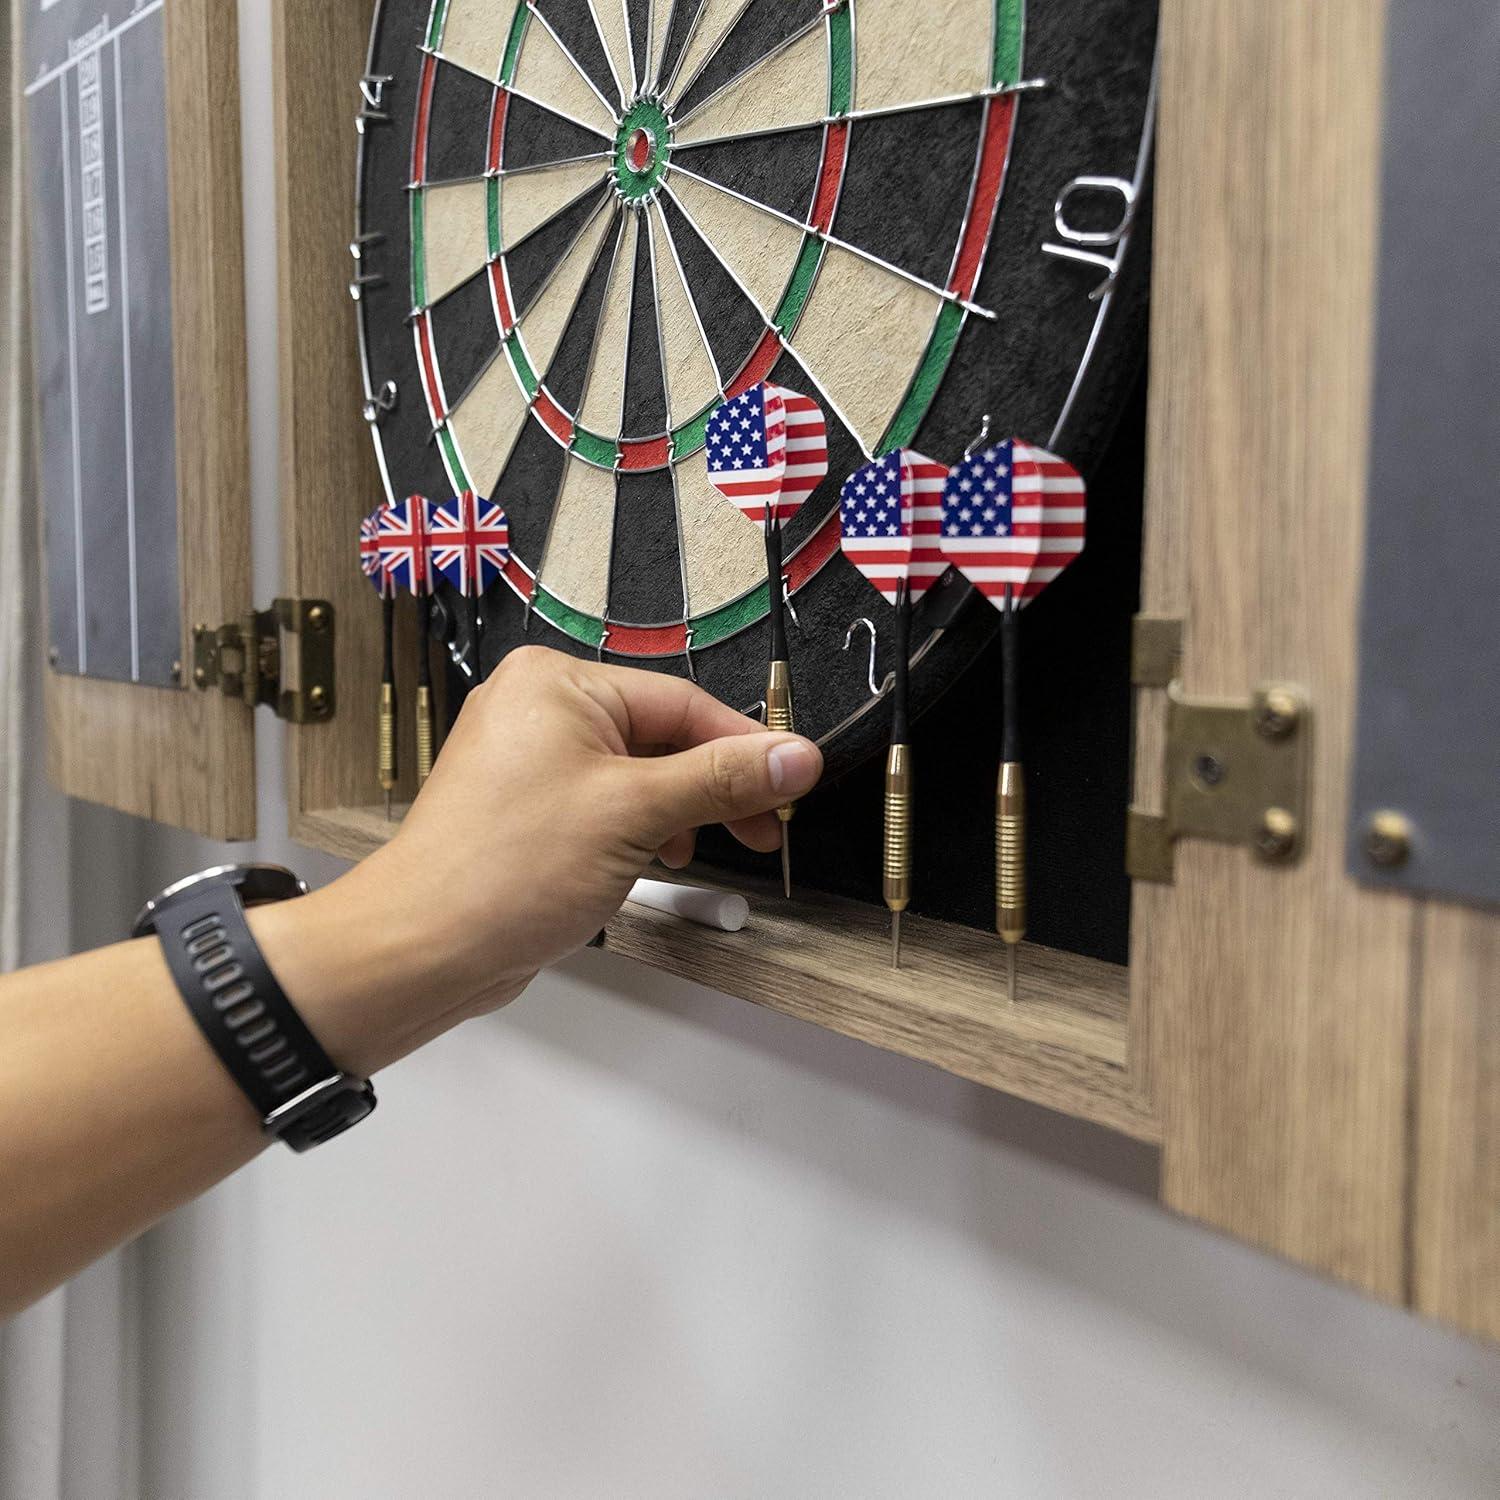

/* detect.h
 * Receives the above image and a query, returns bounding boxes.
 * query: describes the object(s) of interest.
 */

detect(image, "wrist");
[247,878,444,1078]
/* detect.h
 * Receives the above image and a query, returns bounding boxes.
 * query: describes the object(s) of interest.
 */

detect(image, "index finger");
[584,661,769,754]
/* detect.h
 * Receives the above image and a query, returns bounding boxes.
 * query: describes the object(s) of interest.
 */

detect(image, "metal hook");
[743,698,767,723]
[962,412,992,460]
[842,617,881,697]
[782,575,802,634]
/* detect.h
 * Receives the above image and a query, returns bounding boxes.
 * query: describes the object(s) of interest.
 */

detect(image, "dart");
[939,437,1087,1003]
[839,449,950,966]
[378,494,439,788]
[705,382,828,897]
[358,507,399,818]
[429,489,510,688]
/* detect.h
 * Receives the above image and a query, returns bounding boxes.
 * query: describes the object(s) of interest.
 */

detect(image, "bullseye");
[625,126,654,175]
[613,97,671,203]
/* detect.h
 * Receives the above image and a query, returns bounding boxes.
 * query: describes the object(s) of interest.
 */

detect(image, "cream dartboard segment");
[354,0,1157,776]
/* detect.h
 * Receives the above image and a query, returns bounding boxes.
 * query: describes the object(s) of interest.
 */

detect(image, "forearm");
[0,874,457,1319]
[0,936,262,1316]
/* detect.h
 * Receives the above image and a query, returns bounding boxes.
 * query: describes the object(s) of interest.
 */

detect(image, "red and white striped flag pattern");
[839,449,952,603]
[705,381,827,527]
[938,439,1086,605]
[900,449,950,601]
[772,385,828,525]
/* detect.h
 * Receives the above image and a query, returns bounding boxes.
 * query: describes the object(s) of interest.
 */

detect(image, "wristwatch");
[132,864,377,1151]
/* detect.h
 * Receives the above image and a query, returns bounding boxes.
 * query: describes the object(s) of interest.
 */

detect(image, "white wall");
[27,5,1500,1497]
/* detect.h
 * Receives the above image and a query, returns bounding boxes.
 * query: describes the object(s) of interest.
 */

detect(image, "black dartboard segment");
[356,0,1157,785]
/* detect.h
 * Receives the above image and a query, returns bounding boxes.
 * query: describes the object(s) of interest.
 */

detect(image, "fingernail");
[767,738,818,795]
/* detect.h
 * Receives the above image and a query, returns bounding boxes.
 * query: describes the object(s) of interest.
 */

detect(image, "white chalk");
[626,877,749,933]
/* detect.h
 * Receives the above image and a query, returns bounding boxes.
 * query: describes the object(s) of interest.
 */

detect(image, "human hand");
[253,647,822,1073]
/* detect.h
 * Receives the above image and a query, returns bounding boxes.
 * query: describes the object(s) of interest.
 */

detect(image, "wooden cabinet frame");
[262,0,1498,1342]
[39,0,255,840]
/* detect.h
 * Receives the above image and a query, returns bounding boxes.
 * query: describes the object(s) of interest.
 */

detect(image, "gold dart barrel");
[765,659,796,824]
[883,743,912,910]
[996,760,1025,947]
[416,683,435,786]
[379,680,398,798]
[884,742,912,967]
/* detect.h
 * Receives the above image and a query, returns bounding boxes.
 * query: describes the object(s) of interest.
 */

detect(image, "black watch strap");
[149,884,376,1151]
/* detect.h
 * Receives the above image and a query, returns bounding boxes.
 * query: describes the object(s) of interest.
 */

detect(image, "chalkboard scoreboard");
[25,0,180,686]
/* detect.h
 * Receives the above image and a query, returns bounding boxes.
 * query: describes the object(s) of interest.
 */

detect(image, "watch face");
[132,863,308,938]
[354,0,1156,779]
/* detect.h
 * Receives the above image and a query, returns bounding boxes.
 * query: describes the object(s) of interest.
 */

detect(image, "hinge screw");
[1256,806,1298,860]
[1363,810,1412,868]
[193,666,208,687]
[170,659,182,684]
[1254,688,1300,740]
[306,604,328,631]
[307,684,328,712]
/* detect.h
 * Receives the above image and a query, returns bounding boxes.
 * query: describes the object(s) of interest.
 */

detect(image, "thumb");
[642,733,822,838]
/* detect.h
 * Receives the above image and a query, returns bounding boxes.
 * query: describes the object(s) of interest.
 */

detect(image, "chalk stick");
[626,878,749,933]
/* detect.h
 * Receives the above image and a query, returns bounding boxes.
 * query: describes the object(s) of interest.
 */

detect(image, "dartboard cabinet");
[29,0,1500,1345]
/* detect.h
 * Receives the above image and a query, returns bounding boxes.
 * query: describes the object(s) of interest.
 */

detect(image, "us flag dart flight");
[706,381,830,897]
[940,437,1088,1002]
[839,448,951,966]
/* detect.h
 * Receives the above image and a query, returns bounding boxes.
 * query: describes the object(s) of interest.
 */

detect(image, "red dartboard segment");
[809,121,848,233]
[619,436,671,470]
[725,330,784,400]
[485,87,507,172]
[605,621,688,655]
[949,94,1016,300]
[487,261,515,333]
[410,51,436,182]
[533,389,573,444]
[412,310,446,427]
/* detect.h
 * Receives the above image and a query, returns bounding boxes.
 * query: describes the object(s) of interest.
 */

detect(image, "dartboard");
[355,0,1157,776]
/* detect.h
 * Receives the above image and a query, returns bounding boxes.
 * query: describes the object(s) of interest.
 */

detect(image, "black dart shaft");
[763,516,796,897]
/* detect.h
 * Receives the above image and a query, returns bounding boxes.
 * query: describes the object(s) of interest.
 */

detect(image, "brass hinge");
[191,599,335,724]
[1127,618,1310,883]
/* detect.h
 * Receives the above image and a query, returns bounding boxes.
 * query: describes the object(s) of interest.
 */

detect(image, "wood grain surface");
[604,871,1159,1143]
[1412,904,1500,1342]
[274,0,423,844]
[1136,0,1414,1298]
[45,0,255,841]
